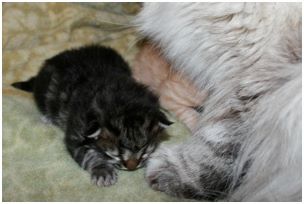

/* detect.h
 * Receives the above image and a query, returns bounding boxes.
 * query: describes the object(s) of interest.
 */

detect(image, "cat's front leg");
[145,144,218,200]
[145,145,184,197]
[145,123,238,200]
[65,135,118,187]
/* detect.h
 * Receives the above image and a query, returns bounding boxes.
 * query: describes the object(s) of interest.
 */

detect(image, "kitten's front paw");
[145,146,181,196]
[91,165,118,187]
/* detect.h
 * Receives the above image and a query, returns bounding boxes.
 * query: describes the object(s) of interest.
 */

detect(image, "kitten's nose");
[124,159,139,171]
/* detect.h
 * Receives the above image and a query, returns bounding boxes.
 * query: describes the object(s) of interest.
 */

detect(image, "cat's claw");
[91,167,118,187]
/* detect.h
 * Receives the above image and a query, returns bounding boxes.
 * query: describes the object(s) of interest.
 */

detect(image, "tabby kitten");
[12,45,172,187]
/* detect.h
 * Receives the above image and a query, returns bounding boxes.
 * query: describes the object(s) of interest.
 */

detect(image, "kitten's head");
[85,108,172,171]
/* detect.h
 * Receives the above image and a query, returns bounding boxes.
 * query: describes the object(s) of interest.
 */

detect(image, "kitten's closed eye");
[85,109,101,137]
[87,128,101,140]
[104,149,121,162]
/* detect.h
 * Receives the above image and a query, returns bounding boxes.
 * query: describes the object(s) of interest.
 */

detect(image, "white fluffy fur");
[136,3,301,201]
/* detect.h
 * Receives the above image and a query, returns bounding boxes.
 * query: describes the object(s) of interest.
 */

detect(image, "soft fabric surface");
[2,3,190,201]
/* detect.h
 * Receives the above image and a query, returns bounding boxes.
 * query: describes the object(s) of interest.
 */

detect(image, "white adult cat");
[136,3,301,201]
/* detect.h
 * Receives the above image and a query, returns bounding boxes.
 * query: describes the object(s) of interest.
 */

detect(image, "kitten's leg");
[145,120,241,200]
[65,131,118,187]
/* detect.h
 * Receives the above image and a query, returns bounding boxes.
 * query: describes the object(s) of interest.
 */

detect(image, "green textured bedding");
[2,3,190,201]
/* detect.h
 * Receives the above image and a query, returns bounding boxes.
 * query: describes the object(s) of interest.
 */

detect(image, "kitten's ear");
[157,111,173,128]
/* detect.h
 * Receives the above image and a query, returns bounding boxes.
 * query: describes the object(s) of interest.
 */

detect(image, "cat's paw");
[91,165,118,187]
[145,145,181,196]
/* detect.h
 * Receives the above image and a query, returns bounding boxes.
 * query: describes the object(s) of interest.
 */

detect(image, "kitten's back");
[45,45,131,78]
